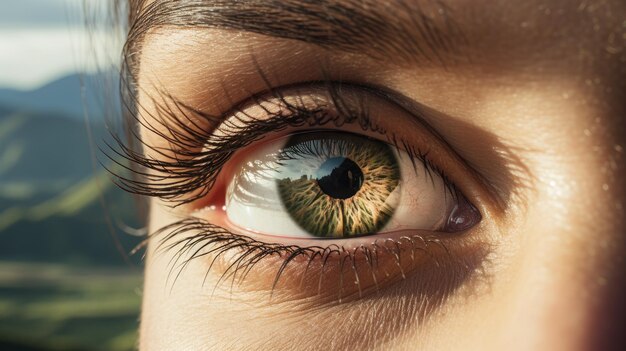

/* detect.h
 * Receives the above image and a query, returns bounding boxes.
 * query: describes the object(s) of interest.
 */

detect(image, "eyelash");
[132,217,450,299]
[110,82,456,204]
[110,81,464,297]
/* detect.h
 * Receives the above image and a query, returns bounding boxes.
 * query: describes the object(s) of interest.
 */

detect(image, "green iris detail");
[276,132,401,238]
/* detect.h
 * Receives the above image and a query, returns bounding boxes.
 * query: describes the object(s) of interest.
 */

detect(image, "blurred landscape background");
[0,1,143,350]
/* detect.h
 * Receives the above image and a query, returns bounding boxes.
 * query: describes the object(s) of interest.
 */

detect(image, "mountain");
[0,76,142,350]
[0,112,96,187]
[0,105,13,117]
[0,102,142,266]
[0,72,121,121]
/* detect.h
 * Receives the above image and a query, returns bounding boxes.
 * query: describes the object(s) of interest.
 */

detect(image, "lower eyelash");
[134,217,450,300]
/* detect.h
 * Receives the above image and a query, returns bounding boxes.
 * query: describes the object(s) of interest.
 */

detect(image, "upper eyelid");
[132,26,530,212]
[166,80,448,147]
[109,82,451,204]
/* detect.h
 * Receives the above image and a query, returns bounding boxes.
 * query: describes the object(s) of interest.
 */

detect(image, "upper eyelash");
[106,83,345,204]
[104,81,454,206]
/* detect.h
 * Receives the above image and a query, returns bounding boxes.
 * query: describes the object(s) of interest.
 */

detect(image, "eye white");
[225,136,454,238]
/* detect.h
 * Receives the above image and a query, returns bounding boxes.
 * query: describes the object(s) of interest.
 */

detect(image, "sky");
[0,0,122,90]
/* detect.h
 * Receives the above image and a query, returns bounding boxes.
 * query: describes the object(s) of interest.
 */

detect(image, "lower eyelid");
[154,215,485,303]
[193,205,449,247]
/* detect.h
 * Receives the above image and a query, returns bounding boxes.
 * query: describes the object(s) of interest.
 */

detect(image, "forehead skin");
[135,0,626,350]
[133,0,626,128]
[135,0,626,71]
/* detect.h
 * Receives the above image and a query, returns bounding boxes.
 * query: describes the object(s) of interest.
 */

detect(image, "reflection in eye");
[277,132,399,237]
[225,131,479,239]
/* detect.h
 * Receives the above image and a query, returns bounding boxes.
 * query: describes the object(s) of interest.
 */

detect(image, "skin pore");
[121,0,626,350]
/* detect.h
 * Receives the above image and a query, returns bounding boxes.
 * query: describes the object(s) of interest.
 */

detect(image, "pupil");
[315,157,364,199]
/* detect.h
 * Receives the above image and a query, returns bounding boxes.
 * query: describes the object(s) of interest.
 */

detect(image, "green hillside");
[0,108,143,350]
[0,110,142,265]
[0,262,141,351]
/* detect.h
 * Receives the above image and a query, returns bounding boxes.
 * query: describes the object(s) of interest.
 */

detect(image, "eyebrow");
[128,0,468,66]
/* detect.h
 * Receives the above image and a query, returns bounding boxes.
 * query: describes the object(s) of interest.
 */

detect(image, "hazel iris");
[276,132,400,238]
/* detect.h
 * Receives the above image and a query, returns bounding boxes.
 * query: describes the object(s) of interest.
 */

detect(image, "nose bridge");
[501,219,626,351]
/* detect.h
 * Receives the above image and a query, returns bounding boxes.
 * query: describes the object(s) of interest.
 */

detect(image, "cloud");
[0,27,122,90]
[0,0,86,29]
[0,0,122,89]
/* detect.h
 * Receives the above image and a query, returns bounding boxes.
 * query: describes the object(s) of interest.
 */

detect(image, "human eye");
[119,82,491,302]
[219,93,479,240]
[225,130,471,239]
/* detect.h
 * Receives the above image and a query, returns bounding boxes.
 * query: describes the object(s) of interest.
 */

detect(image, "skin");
[130,0,625,350]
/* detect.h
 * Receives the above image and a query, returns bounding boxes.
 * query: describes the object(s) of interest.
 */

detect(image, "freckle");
[606,46,621,54]
[609,160,617,170]
[607,32,615,43]
[602,184,609,191]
